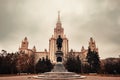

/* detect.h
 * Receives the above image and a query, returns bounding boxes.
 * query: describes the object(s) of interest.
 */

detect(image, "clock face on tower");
[23,42,25,44]
[58,29,60,33]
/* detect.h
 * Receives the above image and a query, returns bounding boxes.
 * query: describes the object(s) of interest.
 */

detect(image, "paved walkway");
[0,75,120,80]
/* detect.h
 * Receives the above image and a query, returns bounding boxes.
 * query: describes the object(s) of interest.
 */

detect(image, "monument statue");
[56,35,63,51]
[32,12,86,80]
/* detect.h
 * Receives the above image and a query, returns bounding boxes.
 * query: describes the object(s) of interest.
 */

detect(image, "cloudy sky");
[0,0,120,59]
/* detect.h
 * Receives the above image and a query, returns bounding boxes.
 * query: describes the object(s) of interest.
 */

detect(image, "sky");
[0,0,120,59]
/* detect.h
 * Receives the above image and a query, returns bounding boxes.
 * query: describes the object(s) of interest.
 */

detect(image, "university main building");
[19,12,98,63]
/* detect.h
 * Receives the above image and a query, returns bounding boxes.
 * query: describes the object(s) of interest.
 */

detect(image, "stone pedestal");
[52,51,67,72]
[32,51,86,80]
[52,62,67,72]
[55,50,63,62]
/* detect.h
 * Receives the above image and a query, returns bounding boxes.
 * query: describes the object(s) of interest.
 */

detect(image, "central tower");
[49,12,69,63]
[54,11,64,38]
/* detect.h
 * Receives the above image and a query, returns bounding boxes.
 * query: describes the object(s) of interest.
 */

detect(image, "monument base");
[33,72,86,80]
[31,51,86,80]
[55,50,63,62]
[52,62,67,72]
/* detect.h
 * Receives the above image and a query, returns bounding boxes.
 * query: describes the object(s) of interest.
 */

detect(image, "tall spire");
[56,11,62,28]
[24,37,27,41]
[57,11,61,23]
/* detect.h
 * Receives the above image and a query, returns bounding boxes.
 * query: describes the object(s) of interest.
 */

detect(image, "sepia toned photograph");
[0,0,120,80]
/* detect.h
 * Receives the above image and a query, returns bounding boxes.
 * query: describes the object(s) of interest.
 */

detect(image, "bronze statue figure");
[56,35,63,51]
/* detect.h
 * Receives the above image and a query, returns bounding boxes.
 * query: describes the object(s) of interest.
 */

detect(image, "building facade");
[19,12,98,63]
[49,12,68,63]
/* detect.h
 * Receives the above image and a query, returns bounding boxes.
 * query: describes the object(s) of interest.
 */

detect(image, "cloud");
[0,0,120,58]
